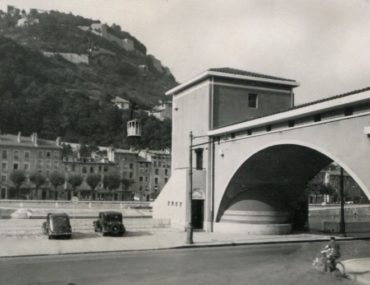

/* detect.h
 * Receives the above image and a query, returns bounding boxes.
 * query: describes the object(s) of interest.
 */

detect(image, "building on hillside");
[17,16,39,27]
[111,96,130,110]
[0,132,63,199]
[42,51,89,65]
[149,101,172,121]
[148,55,163,73]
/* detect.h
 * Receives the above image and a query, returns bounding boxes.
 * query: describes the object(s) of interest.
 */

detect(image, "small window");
[165,169,168,176]
[288,120,295,127]
[1,150,7,160]
[314,114,321,122]
[139,176,143,182]
[82,166,87,174]
[46,151,51,158]
[24,151,30,161]
[266,125,272,132]
[1,175,6,182]
[248,93,258,108]
[129,163,133,169]
[230,133,235,139]
[129,172,133,179]
[344,107,353,116]
[195,148,203,170]
[247,129,253,136]
[13,163,18,170]
[13,150,19,161]
[155,169,159,175]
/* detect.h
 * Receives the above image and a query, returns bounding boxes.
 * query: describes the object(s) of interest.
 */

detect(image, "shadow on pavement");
[124,231,153,237]
[70,232,100,239]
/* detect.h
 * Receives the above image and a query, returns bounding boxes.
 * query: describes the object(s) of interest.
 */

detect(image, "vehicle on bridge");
[93,211,126,236]
[42,213,72,239]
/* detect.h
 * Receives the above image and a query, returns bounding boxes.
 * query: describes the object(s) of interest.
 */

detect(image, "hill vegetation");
[0,7,176,149]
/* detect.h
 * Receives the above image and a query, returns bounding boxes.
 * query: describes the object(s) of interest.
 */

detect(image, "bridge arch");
[215,140,368,234]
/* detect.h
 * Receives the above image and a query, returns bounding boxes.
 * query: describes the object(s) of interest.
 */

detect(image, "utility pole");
[339,167,346,236]
[186,131,193,244]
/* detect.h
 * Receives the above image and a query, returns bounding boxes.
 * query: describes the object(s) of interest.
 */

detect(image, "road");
[1,240,369,285]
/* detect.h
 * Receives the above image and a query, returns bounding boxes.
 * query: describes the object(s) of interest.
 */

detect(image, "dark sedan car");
[42,213,72,239]
[93,211,126,236]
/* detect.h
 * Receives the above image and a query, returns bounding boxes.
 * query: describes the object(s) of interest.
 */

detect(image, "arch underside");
[216,145,334,233]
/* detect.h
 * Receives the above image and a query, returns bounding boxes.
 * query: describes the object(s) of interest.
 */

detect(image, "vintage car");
[42,213,72,239]
[93,211,126,236]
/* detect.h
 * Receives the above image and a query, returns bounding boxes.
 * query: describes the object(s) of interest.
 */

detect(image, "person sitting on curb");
[321,237,341,272]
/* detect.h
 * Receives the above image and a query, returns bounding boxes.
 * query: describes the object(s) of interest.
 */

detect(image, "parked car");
[42,213,72,239]
[93,211,126,236]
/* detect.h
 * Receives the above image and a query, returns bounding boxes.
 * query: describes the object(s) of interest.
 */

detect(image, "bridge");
[153,67,370,234]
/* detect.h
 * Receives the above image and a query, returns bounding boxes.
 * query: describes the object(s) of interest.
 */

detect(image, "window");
[1,175,6,182]
[1,150,7,160]
[154,177,158,185]
[129,172,133,179]
[145,176,148,182]
[158,162,162,167]
[129,163,133,169]
[247,129,253,136]
[24,163,30,171]
[1,162,7,172]
[288,120,295,127]
[155,169,159,175]
[24,151,30,161]
[139,176,143,182]
[195,148,203,170]
[314,114,321,122]
[104,166,108,172]
[266,125,272,132]
[165,169,168,176]
[82,166,87,174]
[38,150,43,158]
[54,151,60,159]
[13,150,19,161]
[153,161,157,167]
[46,151,51,158]
[248,93,258,108]
[344,107,353,116]
[90,166,94,173]
[13,163,18,170]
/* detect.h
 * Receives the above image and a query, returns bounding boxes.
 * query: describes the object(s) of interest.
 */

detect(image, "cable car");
[127,118,141,137]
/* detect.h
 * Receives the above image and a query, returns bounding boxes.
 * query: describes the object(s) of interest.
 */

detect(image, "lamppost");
[186,131,194,244]
[339,167,346,236]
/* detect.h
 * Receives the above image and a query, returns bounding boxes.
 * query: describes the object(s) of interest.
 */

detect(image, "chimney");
[56,137,61,146]
[17,132,21,143]
[31,132,38,146]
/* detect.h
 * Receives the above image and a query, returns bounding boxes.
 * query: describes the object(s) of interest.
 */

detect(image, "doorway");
[192,199,204,230]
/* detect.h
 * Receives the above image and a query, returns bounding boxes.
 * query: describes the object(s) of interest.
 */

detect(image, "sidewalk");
[342,258,370,285]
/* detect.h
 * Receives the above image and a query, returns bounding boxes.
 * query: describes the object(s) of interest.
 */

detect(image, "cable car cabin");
[127,119,141,137]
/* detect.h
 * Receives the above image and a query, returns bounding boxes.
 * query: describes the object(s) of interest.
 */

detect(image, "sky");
[1,0,370,104]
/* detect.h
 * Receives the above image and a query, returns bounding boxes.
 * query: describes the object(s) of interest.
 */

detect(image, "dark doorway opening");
[192,200,204,229]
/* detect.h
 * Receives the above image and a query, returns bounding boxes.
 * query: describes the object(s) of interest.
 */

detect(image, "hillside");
[0,7,176,149]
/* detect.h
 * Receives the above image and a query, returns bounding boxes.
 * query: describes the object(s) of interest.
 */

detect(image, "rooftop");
[0,133,61,149]
[166,67,299,96]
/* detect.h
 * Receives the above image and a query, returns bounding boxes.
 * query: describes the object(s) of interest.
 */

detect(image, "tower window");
[248,94,258,108]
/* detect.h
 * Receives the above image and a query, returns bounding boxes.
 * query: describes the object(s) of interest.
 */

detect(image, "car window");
[52,216,69,226]
[106,215,121,222]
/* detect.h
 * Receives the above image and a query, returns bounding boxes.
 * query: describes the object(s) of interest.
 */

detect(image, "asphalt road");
[1,240,369,285]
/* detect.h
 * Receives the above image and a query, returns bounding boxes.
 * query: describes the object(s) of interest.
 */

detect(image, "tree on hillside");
[86,173,101,200]
[103,172,121,200]
[67,174,83,200]
[49,172,65,200]
[29,172,46,199]
[9,170,26,199]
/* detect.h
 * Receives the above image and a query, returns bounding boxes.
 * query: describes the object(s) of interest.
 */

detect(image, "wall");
[212,82,292,128]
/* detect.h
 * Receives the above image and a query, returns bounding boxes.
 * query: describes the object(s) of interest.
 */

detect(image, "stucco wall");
[212,84,292,128]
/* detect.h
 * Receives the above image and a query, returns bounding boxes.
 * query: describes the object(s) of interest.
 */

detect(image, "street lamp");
[339,167,346,236]
[186,131,194,244]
